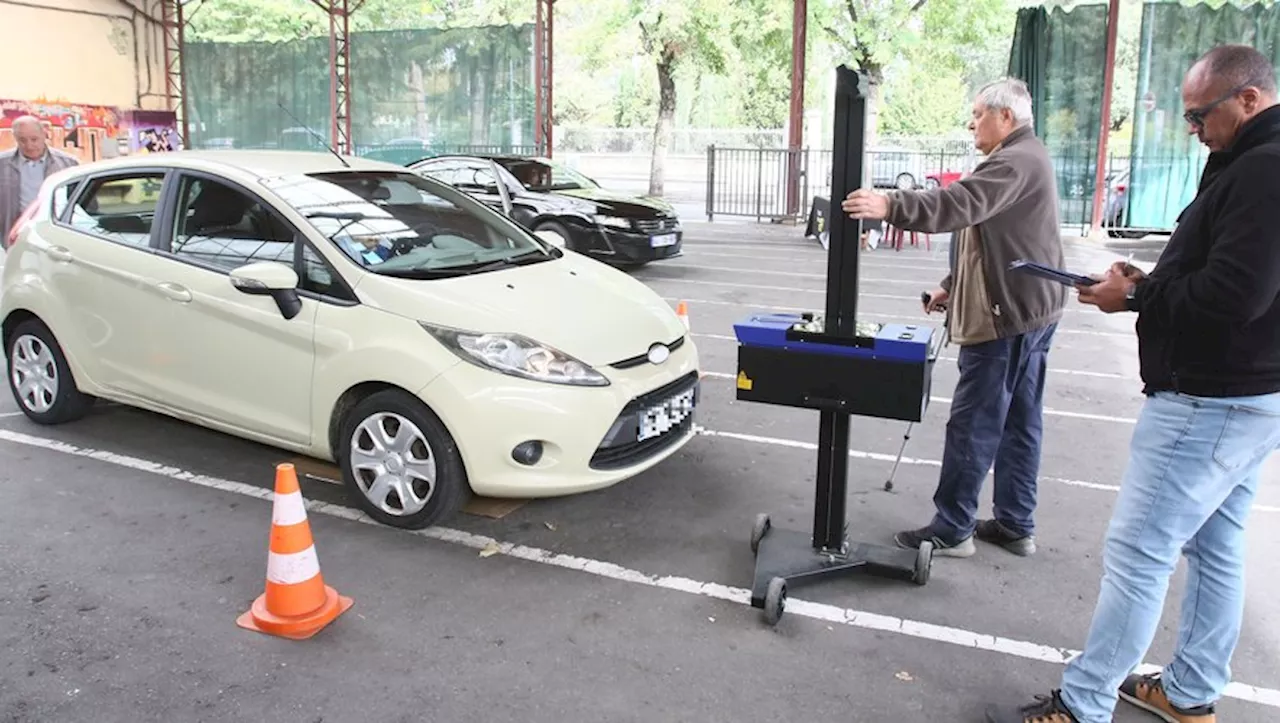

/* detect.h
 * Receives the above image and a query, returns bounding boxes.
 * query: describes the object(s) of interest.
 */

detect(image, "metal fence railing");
[705,144,1187,236]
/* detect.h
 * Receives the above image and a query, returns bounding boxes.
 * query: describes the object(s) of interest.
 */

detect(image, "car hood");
[352,253,686,368]
[553,187,676,218]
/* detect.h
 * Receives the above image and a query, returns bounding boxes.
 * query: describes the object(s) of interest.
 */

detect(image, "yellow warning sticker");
[736,370,754,391]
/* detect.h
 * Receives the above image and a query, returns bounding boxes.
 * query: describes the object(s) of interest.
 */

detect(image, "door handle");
[155,281,192,303]
[46,245,73,263]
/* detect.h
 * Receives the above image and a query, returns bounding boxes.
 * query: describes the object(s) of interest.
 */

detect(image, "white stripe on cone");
[267,547,321,586]
[272,490,309,527]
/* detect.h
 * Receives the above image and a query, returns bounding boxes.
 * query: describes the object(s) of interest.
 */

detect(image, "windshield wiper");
[306,210,369,238]
[373,267,471,279]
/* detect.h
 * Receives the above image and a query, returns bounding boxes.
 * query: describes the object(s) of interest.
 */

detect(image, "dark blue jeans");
[929,322,1057,542]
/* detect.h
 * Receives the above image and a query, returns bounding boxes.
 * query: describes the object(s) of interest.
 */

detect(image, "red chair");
[884,223,930,251]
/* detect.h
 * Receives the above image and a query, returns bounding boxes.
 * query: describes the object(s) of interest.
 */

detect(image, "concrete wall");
[0,0,168,110]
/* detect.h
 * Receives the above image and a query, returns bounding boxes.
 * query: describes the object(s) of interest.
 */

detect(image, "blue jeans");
[1060,390,1280,722]
[929,323,1057,542]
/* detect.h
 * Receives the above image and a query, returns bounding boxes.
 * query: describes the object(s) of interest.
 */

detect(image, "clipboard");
[1007,259,1099,286]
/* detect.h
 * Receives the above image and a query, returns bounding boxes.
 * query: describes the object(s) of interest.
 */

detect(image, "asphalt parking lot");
[2,221,1277,722]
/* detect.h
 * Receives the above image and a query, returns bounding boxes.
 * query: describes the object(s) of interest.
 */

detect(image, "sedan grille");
[633,217,680,234]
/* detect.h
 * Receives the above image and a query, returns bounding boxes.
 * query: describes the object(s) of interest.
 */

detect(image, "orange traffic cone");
[237,464,353,640]
[676,300,690,331]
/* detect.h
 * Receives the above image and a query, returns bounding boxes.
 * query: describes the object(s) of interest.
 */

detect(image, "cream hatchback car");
[1,151,700,529]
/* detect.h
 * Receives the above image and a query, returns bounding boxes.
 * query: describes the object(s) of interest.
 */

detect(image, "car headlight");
[420,323,610,387]
[593,214,631,230]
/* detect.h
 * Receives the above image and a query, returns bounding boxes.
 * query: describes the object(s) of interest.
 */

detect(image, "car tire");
[5,319,95,425]
[337,389,471,530]
[533,220,573,251]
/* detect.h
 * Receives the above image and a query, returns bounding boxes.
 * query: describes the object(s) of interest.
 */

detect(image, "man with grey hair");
[2,115,79,244]
[842,77,1066,558]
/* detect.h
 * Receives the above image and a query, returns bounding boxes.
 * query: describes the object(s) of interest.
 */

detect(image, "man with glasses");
[987,44,1280,723]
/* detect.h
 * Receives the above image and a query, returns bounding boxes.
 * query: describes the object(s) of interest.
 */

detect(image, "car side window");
[65,174,165,248]
[301,243,356,302]
[168,175,297,272]
[51,180,81,221]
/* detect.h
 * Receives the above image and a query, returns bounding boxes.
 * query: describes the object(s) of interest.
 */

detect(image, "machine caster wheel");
[762,576,786,626]
[913,541,933,585]
[750,514,771,556]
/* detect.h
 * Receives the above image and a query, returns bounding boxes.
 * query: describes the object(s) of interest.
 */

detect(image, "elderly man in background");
[842,78,1065,559]
[1,115,79,244]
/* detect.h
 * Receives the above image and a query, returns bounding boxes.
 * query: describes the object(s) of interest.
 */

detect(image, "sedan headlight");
[420,322,610,387]
[593,214,631,229]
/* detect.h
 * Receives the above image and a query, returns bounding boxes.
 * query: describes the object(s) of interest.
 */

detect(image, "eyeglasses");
[1183,84,1248,127]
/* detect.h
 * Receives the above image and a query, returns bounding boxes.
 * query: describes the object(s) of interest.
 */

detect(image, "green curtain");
[1007,4,1109,226]
[1008,6,1049,135]
[185,24,536,158]
[1128,2,1280,230]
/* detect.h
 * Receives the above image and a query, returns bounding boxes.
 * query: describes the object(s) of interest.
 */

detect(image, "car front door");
[141,171,321,447]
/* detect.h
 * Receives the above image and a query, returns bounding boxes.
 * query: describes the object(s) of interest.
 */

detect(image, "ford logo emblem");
[647,343,671,364]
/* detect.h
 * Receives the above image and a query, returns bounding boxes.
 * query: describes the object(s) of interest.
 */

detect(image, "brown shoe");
[1118,672,1216,722]
[984,689,1080,722]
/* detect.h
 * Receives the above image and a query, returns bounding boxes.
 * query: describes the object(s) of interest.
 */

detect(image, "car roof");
[61,150,410,179]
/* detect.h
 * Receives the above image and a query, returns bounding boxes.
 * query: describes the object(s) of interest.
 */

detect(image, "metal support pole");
[311,0,362,154]
[534,0,555,157]
[786,0,807,218]
[1090,0,1121,233]
[160,0,189,148]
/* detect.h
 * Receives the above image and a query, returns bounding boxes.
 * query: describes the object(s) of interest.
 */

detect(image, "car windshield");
[494,158,597,192]
[262,170,556,278]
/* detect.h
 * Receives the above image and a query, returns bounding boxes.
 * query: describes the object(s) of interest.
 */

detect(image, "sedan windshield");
[263,170,556,278]
[495,158,597,192]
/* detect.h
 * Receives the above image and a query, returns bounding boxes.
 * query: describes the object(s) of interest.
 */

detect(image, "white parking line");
[689,426,1279,514]
[650,279,1122,330]
[0,411,22,418]
[658,294,1127,338]
[686,331,1135,381]
[653,263,940,284]
[0,427,1274,710]
[697,371,1138,425]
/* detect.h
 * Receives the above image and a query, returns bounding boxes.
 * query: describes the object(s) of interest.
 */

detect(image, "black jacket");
[1131,104,1280,397]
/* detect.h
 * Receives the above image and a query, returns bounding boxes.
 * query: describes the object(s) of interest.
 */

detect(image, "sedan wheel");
[338,389,470,529]
[5,319,94,424]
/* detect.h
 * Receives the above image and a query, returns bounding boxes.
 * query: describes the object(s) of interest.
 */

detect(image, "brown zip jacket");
[885,125,1066,345]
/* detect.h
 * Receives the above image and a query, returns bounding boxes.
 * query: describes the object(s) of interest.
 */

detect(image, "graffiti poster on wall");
[0,97,122,162]
[123,110,183,154]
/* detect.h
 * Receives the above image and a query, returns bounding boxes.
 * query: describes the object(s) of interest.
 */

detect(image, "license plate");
[638,386,696,441]
[650,233,678,248]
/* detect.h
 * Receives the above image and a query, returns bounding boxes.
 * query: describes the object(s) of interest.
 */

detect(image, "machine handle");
[803,395,849,411]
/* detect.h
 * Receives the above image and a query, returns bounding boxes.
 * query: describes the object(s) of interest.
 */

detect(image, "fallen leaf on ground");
[895,671,914,682]
[479,542,501,558]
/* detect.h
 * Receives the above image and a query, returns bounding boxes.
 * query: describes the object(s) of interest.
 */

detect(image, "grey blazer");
[1,147,80,243]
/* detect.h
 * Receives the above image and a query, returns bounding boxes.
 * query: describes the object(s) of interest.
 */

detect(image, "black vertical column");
[810,65,870,553]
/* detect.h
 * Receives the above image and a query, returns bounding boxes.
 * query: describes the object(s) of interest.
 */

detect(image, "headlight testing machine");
[733,65,941,625]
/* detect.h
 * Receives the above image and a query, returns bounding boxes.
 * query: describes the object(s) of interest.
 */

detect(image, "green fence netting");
[185,24,538,165]
[1128,1,1280,230]
[1008,4,1110,226]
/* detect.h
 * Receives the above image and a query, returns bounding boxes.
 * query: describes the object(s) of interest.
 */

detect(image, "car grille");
[633,217,680,234]
[610,336,686,370]
[589,371,699,471]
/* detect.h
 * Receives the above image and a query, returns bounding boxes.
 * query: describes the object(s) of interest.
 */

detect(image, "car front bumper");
[417,337,700,498]
[577,224,684,264]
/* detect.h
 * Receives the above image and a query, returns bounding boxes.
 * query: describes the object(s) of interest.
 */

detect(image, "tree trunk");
[865,76,883,149]
[409,61,429,140]
[648,49,677,197]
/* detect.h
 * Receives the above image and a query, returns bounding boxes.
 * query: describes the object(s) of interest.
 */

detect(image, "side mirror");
[230,261,303,320]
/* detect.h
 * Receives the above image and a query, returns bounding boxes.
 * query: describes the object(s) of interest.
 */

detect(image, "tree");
[600,0,744,196]
[814,0,1012,144]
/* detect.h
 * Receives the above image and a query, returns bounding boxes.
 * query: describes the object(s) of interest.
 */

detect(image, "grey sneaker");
[893,526,976,558]
[976,519,1037,556]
